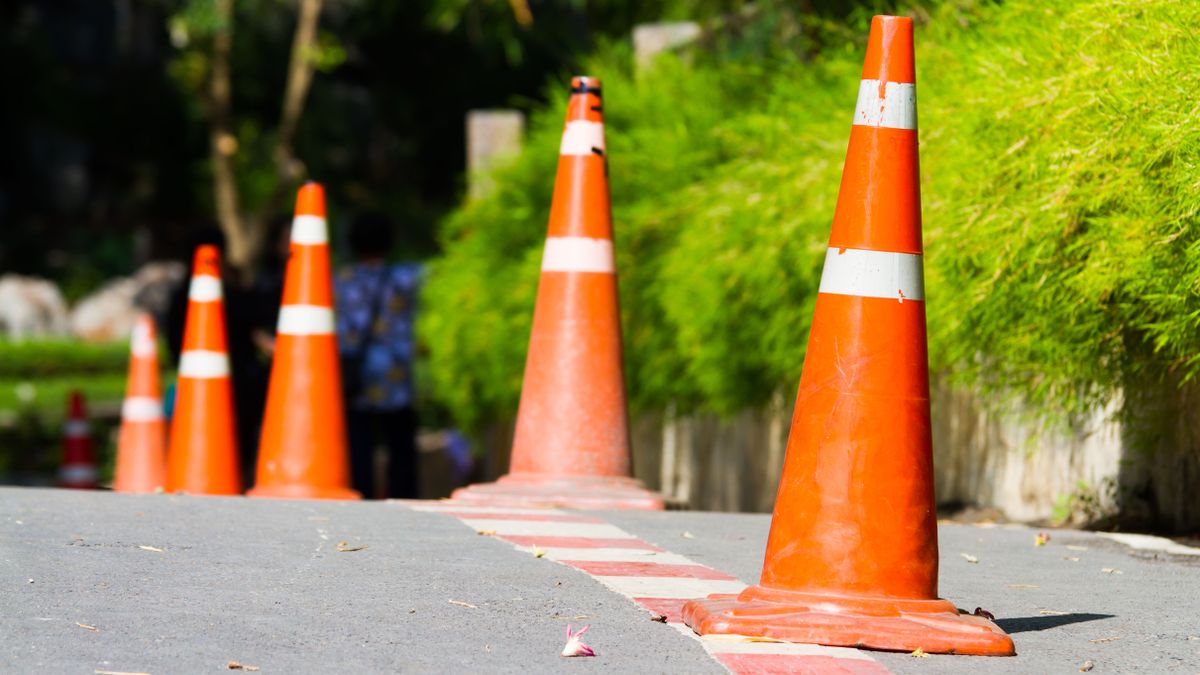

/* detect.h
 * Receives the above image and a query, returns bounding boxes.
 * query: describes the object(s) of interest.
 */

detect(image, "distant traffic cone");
[248,183,359,500]
[452,76,663,510]
[682,17,1014,656]
[58,390,98,490]
[113,314,167,493]
[165,245,241,495]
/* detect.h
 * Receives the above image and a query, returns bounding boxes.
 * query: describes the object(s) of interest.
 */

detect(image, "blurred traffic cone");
[165,245,241,495]
[113,314,166,493]
[682,17,1014,656]
[452,76,663,510]
[58,390,98,489]
[249,182,359,500]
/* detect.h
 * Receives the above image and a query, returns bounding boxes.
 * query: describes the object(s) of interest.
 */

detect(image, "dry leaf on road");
[335,541,367,552]
[1079,660,1095,672]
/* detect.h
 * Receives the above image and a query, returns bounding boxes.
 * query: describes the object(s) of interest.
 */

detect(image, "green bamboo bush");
[420,0,1200,431]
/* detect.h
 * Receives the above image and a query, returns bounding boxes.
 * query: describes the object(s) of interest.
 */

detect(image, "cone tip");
[295,182,326,218]
[68,390,86,416]
[571,75,602,93]
[862,15,915,84]
[192,244,222,278]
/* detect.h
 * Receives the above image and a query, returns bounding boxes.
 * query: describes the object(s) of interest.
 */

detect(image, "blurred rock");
[0,275,70,339]
[633,21,700,71]
[69,262,185,342]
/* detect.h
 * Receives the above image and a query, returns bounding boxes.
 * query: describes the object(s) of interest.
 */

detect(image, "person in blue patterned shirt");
[334,212,422,499]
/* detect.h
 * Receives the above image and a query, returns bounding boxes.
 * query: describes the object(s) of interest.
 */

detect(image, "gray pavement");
[2,487,1199,674]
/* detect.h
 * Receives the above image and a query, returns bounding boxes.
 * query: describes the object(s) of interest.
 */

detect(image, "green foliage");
[0,341,130,379]
[422,0,1200,430]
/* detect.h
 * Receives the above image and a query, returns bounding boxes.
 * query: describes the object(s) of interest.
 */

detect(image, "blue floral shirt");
[334,262,423,411]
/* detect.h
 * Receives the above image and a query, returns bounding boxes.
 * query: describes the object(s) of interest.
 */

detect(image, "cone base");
[247,483,361,501]
[451,473,664,510]
[682,586,1015,657]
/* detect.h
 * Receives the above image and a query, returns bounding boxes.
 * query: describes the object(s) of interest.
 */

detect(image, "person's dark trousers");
[347,406,419,499]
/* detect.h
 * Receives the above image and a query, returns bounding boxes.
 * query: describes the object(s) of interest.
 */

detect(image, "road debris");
[532,546,546,558]
[681,531,695,539]
[960,553,979,563]
[973,607,995,621]
[448,600,478,609]
[76,622,100,632]
[477,530,496,536]
[1039,610,1070,616]
[909,648,928,658]
[1007,583,1039,589]
[1035,532,1050,546]
[335,541,367,552]
[1089,636,1120,644]
[650,614,668,623]
[1100,567,1123,575]
[227,661,260,671]
[1079,660,1095,672]
[561,624,595,657]
[138,545,164,553]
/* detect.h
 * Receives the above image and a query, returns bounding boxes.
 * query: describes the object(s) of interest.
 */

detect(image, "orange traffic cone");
[682,17,1014,656]
[165,244,241,495]
[248,183,359,500]
[113,314,167,493]
[58,390,98,490]
[452,76,663,510]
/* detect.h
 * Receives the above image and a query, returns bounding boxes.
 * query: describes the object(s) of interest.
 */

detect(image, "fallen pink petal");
[561,624,595,657]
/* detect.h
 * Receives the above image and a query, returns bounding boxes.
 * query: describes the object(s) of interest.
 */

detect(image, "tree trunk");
[207,0,248,269]
[205,0,324,274]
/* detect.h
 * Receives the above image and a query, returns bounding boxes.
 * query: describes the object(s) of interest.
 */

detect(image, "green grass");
[420,0,1200,430]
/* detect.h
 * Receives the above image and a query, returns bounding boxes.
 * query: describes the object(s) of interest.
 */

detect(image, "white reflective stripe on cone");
[276,305,335,336]
[291,215,329,245]
[818,248,925,302]
[60,464,97,483]
[541,237,615,273]
[559,121,606,156]
[63,419,91,438]
[178,350,231,378]
[853,80,917,130]
[122,396,164,422]
[188,275,223,302]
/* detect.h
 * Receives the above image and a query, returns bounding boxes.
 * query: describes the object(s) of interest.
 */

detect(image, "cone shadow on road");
[995,613,1114,634]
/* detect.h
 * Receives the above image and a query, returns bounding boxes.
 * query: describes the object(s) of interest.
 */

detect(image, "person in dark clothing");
[334,212,422,499]
[163,227,268,486]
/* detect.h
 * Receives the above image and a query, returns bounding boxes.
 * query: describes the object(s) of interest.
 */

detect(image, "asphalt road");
[2,487,1198,674]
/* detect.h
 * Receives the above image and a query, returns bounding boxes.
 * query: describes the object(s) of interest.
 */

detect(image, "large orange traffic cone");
[249,183,359,500]
[682,17,1014,656]
[113,314,167,493]
[58,390,98,490]
[165,245,241,495]
[452,77,662,510]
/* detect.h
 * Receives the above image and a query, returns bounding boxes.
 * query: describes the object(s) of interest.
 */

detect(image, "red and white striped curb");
[408,503,891,674]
